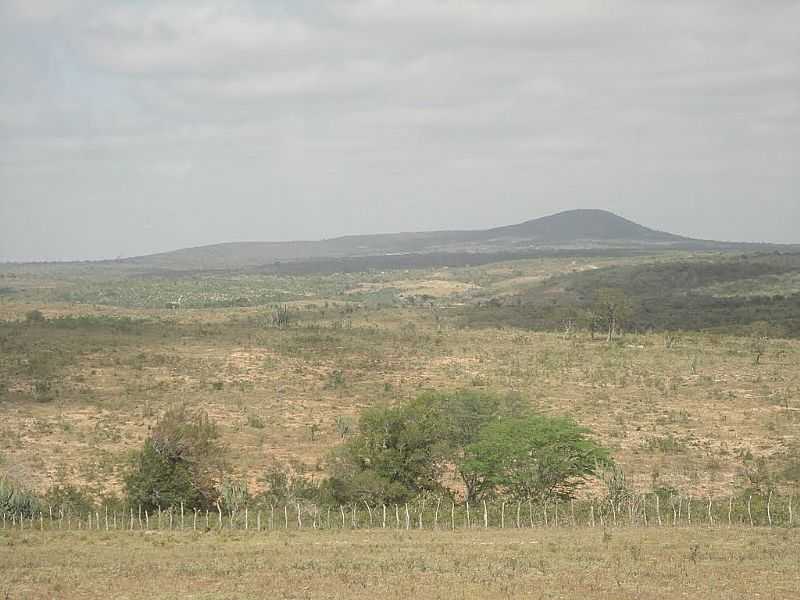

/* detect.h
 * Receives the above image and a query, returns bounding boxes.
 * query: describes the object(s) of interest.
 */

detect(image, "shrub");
[124,406,226,511]
[0,475,41,517]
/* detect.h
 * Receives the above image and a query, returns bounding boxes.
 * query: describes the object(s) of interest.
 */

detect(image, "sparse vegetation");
[2,250,800,598]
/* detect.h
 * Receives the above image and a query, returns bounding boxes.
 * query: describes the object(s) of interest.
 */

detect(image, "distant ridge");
[117,209,744,271]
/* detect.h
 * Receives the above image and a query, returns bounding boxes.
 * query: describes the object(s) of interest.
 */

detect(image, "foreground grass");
[1,528,798,599]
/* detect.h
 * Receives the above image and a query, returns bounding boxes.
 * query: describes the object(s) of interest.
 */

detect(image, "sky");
[0,1,798,261]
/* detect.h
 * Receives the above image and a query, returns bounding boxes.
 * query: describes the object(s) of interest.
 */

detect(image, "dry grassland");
[1,527,798,599]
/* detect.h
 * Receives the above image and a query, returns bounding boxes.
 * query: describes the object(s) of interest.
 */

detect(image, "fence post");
[405,503,410,530]
[298,504,303,529]
[465,502,470,529]
[767,492,773,527]
[341,505,346,529]
[642,496,647,527]
[656,495,661,526]
[383,504,387,529]
[707,498,713,527]
[181,502,185,530]
[748,495,753,527]
[451,502,455,531]
[245,506,249,531]
[728,497,732,527]
[395,504,400,529]
[517,502,522,528]
[434,498,441,530]
[687,497,692,526]
[483,500,488,529]
[501,502,505,529]
[590,504,595,528]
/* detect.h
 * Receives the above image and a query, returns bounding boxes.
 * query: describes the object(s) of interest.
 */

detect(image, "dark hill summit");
[121,210,715,271]
[486,209,685,243]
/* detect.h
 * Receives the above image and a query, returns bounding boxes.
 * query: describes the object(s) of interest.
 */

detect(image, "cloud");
[1,0,798,260]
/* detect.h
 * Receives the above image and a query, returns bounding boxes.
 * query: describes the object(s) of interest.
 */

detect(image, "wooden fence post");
[767,492,773,527]
[748,495,753,527]
[656,495,661,526]
[451,502,455,531]
[483,500,488,529]
[434,498,441,530]
[642,496,647,527]
[383,504,387,529]
[364,501,373,528]
[465,502,470,529]
[501,502,505,529]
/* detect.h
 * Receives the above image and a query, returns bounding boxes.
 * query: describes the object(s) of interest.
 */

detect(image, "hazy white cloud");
[1,0,798,260]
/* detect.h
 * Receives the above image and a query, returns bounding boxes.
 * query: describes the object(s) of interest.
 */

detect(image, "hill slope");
[120,209,702,271]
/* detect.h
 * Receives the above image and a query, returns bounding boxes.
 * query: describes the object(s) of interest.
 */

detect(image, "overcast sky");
[1,1,798,261]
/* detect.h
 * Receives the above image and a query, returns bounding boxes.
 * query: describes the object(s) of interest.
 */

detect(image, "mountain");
[118,210,725,271]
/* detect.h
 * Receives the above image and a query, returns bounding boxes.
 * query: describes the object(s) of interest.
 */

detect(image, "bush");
[125,406,226,511]
[44,484,96,515]
[25,309,45,324]
[0,475,41,517]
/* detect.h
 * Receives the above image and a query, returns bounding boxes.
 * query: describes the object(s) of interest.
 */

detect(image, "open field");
[2,527,799,599]
[1,252,799,500]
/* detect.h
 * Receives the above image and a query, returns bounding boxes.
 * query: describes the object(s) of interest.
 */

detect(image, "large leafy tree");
[460,415,611,502]
[324,390,524,504]
[125,406,226,511]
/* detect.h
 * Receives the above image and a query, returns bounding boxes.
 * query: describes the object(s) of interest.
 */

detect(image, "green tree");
[324,390,526,504]
[125,406,225,511]
[460,415,611,502]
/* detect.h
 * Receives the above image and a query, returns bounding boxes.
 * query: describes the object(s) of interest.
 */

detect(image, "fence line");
[2,494,797,534]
